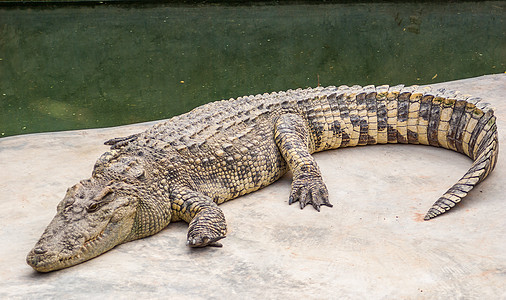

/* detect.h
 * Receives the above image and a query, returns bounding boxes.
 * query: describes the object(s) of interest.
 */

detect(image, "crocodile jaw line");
[27,212,135,272]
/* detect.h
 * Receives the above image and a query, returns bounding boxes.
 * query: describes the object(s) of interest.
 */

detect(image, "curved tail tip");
[424,208,444,221]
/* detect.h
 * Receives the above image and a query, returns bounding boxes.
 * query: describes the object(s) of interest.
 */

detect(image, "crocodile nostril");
[34,247,47,254]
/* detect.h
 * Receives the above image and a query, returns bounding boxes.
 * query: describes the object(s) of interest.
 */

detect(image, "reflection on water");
[0,2,504,137]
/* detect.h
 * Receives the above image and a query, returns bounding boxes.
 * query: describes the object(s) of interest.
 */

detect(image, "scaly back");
[107,84,498,220]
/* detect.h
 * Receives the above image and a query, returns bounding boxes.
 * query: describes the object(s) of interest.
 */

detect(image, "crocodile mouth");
[27,196,137,272]
[27,226,115,272]
[60,229,107,266]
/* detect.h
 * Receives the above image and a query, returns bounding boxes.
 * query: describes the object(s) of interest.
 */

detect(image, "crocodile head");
[26,179,137,272]
[26,173,171,272]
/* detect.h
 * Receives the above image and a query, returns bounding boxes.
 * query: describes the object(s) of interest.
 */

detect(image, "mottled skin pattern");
[27,84,499,272]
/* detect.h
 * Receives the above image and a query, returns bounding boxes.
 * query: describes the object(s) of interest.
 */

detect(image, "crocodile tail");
[309,85,498,219]
[423,100,499,220]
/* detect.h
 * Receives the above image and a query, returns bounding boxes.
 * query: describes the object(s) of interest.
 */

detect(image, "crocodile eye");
[87,202,100,213]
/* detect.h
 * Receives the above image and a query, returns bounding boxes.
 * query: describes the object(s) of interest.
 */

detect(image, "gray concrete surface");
[1,74,505,299]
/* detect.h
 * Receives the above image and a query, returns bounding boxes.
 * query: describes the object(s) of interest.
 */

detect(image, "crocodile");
[27,84,499,272]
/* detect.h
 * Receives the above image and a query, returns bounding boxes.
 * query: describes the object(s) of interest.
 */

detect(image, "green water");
[0,2,504,137]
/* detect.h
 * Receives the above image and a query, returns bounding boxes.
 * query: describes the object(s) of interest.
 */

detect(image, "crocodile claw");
[186,235,225,248]
[289,175,333,211]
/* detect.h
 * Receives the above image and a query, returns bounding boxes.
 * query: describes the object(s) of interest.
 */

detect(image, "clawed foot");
[186,235,225,248]
[289,174,332,211]
[186,207,227,248]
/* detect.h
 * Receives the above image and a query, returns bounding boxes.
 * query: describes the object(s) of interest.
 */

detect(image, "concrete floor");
[1,74,505,299]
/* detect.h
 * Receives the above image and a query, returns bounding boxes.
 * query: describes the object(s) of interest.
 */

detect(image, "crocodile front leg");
[170,188,227,247]
[274,113,333,211]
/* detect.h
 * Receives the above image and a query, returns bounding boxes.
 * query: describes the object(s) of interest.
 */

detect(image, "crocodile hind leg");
[170,189,227,247]
[274,113,333,211]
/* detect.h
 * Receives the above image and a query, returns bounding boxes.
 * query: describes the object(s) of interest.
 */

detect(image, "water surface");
[0,2,504,137]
